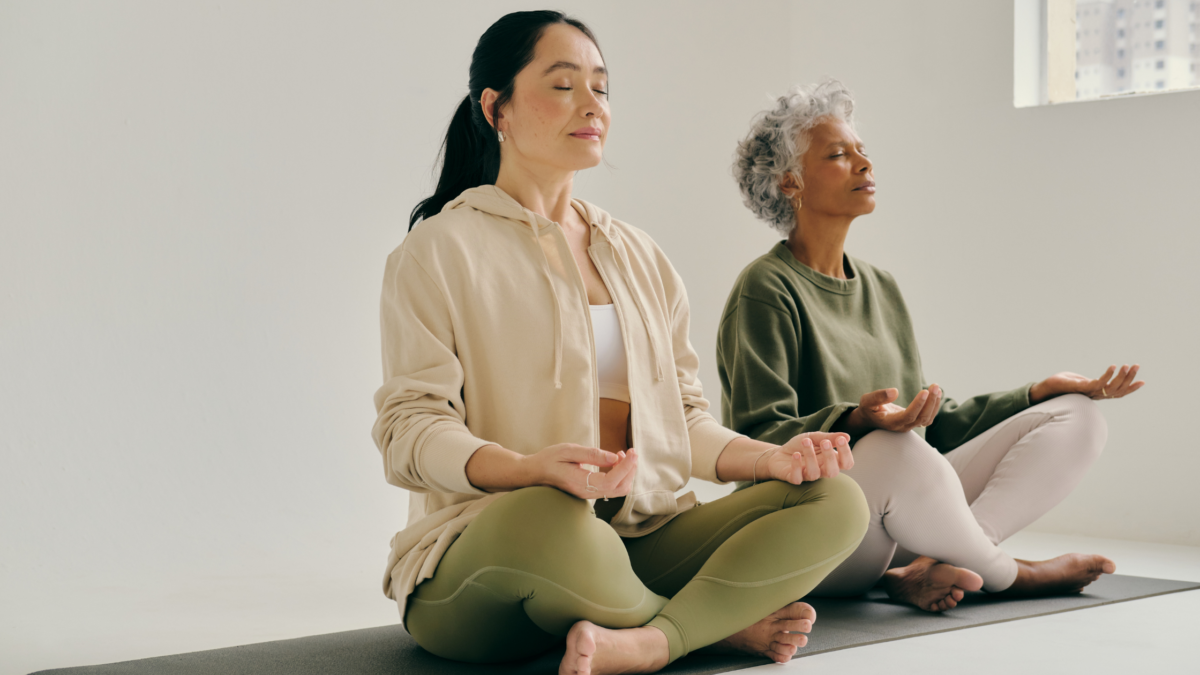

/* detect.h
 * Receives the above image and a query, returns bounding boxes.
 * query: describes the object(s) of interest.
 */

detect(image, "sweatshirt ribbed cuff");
[417,427,493,495]
[688,418,744,484]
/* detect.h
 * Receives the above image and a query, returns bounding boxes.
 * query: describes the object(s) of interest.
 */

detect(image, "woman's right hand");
[528,444,639,500]
[845,385,942,434]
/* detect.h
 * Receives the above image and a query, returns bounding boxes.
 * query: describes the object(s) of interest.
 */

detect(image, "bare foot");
[882,555,984,612]
[559,621,669,675]
[705,601,817,664]
[995,553,1116,597]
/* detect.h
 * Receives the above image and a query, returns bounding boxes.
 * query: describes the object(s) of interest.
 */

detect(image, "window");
[1015,0,1200,105]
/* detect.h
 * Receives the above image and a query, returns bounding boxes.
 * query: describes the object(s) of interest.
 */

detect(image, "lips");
[853,181,876,192]
[570,127,602,140]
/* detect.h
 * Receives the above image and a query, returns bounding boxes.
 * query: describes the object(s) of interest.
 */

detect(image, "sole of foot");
[560,621,669,675]
[883,556,985,612]
[996,553,1116,597]
[707,601,816,664]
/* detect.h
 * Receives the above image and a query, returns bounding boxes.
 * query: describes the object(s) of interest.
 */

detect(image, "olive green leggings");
[405,475,868,664]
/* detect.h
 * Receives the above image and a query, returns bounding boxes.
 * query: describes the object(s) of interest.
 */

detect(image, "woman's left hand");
[764,433,855,484]
[1029,364,1145,404]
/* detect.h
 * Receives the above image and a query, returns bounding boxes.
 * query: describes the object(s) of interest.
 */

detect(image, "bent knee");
[807,474,870,541]
[475,486,593,537]
[473,486,619,567]
[854,429,951,474]
[1055,393,1108,448]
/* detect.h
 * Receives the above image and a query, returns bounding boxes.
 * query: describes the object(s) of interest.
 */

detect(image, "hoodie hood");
[443,184,615,238]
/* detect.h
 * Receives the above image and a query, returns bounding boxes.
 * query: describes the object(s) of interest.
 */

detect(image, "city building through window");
[1015,0,1200,105]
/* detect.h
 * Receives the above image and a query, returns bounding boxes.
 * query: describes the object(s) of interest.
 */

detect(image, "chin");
[853,197,876,215]
[563,151,604,172]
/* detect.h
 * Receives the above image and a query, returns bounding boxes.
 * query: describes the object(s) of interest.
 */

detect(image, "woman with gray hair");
[716,79,1144,611]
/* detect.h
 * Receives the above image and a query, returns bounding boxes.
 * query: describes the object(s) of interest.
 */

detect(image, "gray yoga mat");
[31,574,1199,675]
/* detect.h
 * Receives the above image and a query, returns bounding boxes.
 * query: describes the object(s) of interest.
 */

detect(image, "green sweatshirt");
[717,242,1032,462]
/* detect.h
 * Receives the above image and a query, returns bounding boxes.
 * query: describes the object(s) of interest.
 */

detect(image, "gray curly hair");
[733,79,856,235]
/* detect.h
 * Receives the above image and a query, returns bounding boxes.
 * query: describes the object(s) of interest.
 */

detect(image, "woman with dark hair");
[718,79,1142,613]
[374,12,869,674]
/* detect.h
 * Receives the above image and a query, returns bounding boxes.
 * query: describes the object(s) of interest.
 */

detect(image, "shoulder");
[388,205,515,278]
[729,247,799,308]
[847,254,905,297]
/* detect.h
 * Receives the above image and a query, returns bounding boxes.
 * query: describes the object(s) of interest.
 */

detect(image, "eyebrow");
[542,61,608,76]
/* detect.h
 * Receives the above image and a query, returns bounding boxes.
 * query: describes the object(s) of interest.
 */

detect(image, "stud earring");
[497,130,506,142]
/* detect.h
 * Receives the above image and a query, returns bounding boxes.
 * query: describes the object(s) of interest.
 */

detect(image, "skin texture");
[462,27,855,673]
[783,117,1139,610]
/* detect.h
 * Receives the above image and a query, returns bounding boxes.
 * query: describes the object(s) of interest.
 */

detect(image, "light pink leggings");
[811,393,1107,594]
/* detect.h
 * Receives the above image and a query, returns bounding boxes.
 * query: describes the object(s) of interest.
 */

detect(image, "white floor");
[4,532,1199,675]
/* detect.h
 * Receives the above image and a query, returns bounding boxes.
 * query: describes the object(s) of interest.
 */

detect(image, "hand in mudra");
[1030,365,1144,403]
[533,443,638,500]
[761,432,855,484]
[847,385,943,433]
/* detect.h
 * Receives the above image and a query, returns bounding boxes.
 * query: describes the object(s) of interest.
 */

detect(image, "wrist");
[1029,381,1049,404]
[838,407,869,435]
[516,452,544,489]
[752,446,777,484]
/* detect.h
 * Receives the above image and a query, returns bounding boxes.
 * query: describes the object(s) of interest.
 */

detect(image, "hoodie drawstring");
[527,212,564,389]
[611,233,665,383]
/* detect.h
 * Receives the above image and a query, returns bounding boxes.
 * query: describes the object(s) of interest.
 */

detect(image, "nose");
[579,91,606,120]
[856,150,873,174]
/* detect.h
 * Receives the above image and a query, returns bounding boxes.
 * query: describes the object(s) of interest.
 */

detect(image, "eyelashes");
[554,86,609,97]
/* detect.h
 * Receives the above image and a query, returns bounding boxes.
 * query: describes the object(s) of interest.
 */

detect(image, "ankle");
[637,626,671,670]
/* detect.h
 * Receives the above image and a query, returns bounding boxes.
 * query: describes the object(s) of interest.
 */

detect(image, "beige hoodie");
[373,186,742,622]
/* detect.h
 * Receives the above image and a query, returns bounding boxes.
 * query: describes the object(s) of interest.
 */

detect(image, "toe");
[777,619,813,633]
[775,632,808,648]
[779,601,816,622]
[769,642,798,661]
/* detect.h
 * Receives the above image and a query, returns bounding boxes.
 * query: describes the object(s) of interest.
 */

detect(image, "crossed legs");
[405,475,868,671]
[813,394,1111,607]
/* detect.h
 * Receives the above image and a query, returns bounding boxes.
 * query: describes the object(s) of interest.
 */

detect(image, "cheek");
[802,167,835,199]
[517,96,570,139]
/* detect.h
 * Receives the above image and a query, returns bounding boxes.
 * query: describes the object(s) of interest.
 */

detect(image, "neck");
[785,210,854,279]
[494,160,578,225]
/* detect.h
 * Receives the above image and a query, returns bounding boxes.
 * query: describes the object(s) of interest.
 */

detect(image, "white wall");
[0,1,789,669]
[786,0,1200,546]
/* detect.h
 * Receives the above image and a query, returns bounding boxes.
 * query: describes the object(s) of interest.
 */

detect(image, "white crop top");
[590,304,630,403]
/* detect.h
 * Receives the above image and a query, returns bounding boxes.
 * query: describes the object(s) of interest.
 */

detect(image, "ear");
[480,88,504,131]
[780,171,803,200]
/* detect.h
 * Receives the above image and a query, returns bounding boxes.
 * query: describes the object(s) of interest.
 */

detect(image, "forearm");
[464,444,541,493]
[714,435,777,483]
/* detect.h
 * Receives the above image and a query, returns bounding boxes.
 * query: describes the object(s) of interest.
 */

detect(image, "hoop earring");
[497,130,506,143]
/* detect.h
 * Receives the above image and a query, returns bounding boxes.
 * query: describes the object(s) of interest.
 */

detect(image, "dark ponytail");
[408,10,602,230]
